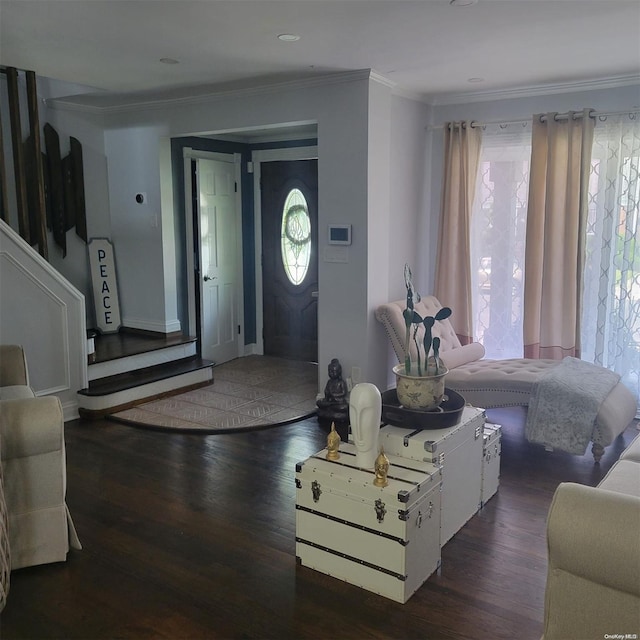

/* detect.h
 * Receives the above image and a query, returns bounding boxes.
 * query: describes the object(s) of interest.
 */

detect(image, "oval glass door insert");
[280,188,311,285]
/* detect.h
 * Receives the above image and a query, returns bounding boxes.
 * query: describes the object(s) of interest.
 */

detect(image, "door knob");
[204,275,217,282]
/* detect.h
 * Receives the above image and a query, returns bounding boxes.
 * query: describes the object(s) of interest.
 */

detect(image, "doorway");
[183,142,318,365]
[261,159,319,362]
[252,146,318,360]
[185,149,243,365]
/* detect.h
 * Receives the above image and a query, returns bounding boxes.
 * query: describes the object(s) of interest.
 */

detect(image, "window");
[470,124,531,359]
[280,188,311,285]
[468,115,640,404]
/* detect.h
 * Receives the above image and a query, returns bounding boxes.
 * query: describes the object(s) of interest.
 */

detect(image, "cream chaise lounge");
[375,297,638,462]
[0,344,81,570]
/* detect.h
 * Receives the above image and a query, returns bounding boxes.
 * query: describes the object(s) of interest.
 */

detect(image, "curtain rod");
[428,108,640,131]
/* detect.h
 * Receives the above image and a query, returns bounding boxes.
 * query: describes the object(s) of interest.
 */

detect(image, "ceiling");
[1,0,639,107]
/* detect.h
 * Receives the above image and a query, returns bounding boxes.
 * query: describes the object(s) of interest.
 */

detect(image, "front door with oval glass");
[261,159,318,362]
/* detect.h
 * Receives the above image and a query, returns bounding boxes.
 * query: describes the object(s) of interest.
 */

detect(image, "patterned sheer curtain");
[582,114,640,405]
[469,123,531,359]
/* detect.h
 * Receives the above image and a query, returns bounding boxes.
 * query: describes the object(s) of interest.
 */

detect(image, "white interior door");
[197,157,240,364]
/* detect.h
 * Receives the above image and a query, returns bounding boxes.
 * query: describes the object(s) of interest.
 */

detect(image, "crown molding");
[46,69,375,115]
[45,70,640,115]
[369,70,397,90]
[426,74,640,106]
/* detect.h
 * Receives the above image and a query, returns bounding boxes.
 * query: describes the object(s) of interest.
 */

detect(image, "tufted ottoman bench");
[376,299,638,462]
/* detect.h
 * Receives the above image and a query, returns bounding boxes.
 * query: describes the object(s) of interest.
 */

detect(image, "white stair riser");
[88,343,197,381]
[78,367,213,413]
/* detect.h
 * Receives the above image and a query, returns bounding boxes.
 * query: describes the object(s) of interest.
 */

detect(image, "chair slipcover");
[0,345,81,571]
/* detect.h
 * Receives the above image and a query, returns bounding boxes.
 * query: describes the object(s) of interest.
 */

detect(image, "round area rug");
[108,355,319,434]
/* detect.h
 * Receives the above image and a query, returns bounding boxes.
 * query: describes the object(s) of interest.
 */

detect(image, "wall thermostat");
[328,224,352,245]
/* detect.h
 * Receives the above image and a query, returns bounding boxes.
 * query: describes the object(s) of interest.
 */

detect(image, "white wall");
[95,72,392,387]
[0,220,87,420]
[103,123,180,333]
[365,80,393,386]
[380,93,434,385]
[10,71,634,397]
[0,73,111,330]
[42,73,439,391]
[389,94,434,299]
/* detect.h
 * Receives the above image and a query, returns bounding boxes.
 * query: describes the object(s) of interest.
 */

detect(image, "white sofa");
[0,345,81,570]
[542,433,640,639]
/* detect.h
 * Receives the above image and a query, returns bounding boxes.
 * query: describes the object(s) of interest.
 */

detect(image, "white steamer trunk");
[295,442,442,604]
[379,406,485,546]
[481,423,502,507]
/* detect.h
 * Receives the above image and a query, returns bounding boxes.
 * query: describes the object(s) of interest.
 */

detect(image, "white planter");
[393,363,448,411]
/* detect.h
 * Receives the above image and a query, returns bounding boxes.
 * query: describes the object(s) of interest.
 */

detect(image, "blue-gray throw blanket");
[525,357,620,455]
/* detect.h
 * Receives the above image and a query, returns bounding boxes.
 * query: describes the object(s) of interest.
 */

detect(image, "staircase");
[77,331,214,418]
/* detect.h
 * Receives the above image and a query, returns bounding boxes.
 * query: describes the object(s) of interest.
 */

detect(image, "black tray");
[381,387,466,430]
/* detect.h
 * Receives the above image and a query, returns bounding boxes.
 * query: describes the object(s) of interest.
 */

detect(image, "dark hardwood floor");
[2,408,637,640]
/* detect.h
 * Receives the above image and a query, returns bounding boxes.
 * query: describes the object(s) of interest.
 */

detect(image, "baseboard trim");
[121,317,182,334]
[119,326,187,339]
[244,343,261,356]
[62,400,80,422]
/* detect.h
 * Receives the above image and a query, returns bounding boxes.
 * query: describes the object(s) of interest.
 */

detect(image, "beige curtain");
[434,122,482,345]
[523,109,595,359]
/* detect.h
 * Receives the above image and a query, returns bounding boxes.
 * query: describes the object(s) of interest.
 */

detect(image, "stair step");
[80,356,215,396]
[91,330,197,364]
[78,356,215,418]
[88,341,197,381]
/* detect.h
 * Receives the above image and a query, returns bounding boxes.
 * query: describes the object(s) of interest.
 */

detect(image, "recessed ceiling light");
[468,77,485,83]
[278,34,300,42]
[450,0,478,6]
[160,58,180,65]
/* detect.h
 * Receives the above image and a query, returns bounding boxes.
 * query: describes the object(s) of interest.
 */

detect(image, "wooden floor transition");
[3,408,637,640]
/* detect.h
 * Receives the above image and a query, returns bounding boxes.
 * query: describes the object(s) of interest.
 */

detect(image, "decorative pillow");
[375,298,472,365]
[439,342,486,370]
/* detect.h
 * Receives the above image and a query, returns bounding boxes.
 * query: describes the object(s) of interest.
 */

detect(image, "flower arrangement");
[402,264,452,377]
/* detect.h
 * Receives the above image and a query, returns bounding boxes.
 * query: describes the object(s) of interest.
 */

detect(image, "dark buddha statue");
[316,358,349,428]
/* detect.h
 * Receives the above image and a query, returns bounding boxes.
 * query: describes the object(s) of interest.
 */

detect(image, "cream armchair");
[0,344,33,400]
[542,435,640,639]
[0,345,81,570]
[376,297,637,461]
